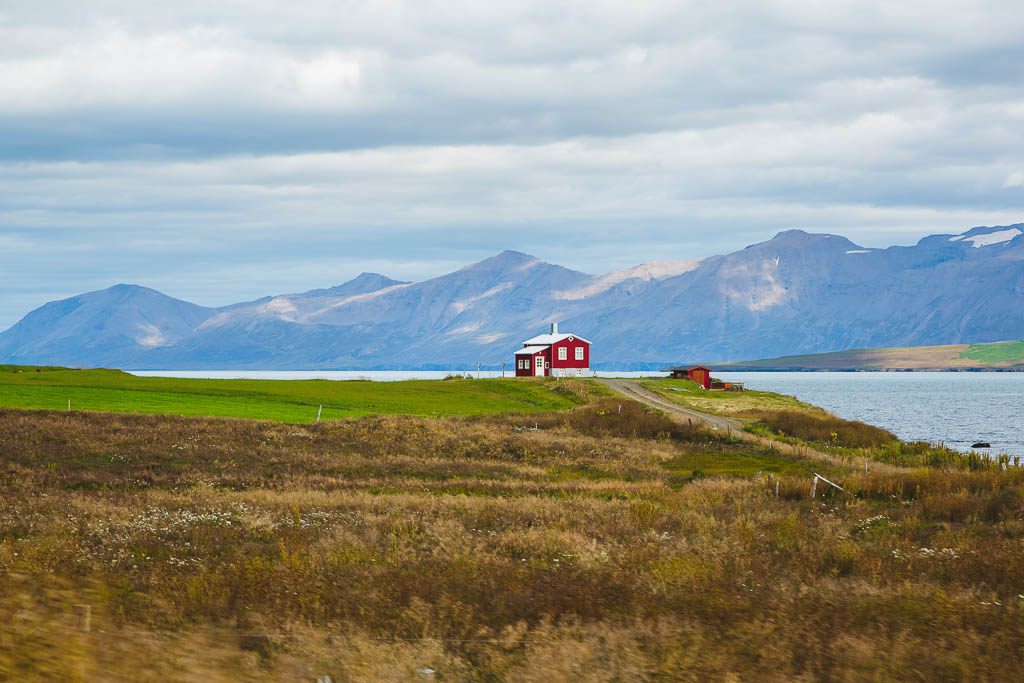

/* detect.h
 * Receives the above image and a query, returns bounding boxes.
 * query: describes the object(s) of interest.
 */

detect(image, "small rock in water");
[972,442,991,449]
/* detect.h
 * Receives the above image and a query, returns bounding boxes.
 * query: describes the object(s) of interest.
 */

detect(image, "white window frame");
[558,347,567,360]
[575,346,584,360]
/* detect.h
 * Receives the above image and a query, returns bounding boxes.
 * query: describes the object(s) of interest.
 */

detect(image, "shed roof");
[514,345,549,355]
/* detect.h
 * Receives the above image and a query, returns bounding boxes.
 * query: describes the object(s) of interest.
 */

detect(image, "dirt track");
[597,379,743,433]
[597,379,900,473]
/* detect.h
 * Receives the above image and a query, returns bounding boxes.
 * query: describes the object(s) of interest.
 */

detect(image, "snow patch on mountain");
[312,282,413,315]
[265,297,298,317]
[556,260,701,300]
[137,324,168,348]
[446,322,482,335]
[964,228,1022,247]
[450,282,514,314]
[720,260,788,312]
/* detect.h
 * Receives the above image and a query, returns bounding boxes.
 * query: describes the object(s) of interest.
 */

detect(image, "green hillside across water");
[703,339,1024,371]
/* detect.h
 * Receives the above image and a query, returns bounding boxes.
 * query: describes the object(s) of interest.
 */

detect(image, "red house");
[514,323,591,377]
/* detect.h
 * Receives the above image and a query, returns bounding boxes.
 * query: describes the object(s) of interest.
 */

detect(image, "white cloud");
[1003,171,1024,187]
[0,26,367,112]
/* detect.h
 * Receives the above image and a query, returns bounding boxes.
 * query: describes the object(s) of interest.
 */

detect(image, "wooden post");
[68,399,71,412]
[501,362,505,378]
[775,480,780,498]
[813,473,844,497]
[316,405,322,423]
[477,363,481,379]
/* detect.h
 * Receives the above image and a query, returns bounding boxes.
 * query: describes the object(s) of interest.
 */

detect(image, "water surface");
[716,372,1024,459]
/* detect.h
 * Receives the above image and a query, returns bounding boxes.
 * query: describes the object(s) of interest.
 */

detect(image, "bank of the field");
[0,366,584,421]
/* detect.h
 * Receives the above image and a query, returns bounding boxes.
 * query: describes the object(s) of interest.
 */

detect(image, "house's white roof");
[514,345,549,355]
[521,332,592,346]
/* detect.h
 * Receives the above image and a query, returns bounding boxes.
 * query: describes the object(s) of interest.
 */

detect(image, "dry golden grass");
[3,401,1024,680]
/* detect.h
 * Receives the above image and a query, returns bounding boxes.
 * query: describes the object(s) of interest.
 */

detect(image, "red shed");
[514,323,591,377]
[669,365,712,389]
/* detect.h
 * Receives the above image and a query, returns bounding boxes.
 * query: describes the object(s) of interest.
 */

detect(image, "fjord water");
[131,370,1024,458]
[716,371,1024,459]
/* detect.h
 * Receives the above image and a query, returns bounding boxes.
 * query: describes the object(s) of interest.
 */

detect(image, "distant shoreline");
[704,366,1024,372]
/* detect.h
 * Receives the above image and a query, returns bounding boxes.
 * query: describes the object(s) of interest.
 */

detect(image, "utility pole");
[501,362,505,378]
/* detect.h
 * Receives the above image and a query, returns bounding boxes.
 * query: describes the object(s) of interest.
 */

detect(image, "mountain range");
[2,223,1023,370]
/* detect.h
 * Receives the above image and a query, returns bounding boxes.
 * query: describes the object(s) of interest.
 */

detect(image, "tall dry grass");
[2,405,1024,679]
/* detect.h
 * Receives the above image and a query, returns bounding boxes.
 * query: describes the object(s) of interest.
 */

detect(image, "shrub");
[561,400,726,443]
[875,441,998,470]
[747,409,895,448]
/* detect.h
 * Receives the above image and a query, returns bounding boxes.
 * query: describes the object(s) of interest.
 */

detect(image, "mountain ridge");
[2,223,1023,369]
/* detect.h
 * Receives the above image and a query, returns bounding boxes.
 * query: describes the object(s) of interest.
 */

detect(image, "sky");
[2,1,1024,329]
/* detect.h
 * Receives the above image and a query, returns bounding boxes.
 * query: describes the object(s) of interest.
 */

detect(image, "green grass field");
[703,338,1024,370]
[958,340,1024,365]
[0,366,582,421]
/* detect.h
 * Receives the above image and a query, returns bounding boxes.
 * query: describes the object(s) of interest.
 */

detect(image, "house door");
[534,356,544,376]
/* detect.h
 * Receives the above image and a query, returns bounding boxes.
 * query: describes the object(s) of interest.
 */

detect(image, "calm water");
[130,370,1024,458]
[715,372,1024,459]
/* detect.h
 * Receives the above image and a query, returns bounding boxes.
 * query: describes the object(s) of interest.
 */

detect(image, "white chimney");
[550,322,558,334]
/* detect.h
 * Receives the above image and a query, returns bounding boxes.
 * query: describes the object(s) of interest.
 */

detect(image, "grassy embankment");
[2,373,1024,678]
[0,366,580,421]
[641,378,1006,469]
[704,338,1024,370]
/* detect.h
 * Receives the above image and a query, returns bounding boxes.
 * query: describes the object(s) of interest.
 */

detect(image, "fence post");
[316,405,322,423]
[74,604,91,632]
[811,476,817,499]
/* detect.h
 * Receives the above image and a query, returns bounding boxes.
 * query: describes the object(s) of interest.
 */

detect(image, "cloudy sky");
[2,1,1023,328]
